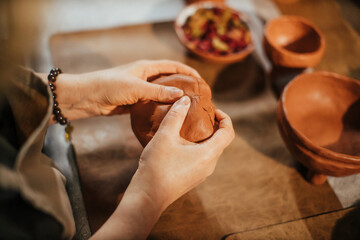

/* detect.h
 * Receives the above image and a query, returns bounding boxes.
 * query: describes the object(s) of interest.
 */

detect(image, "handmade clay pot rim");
[264,15,325,59]
[278,99,360,168]
[277,103,360,176]
[174,1,254,64]
[280,71,360,162]
[278,100,360,184]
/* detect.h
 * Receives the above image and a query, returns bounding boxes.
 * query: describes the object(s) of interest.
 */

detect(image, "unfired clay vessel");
[175,1,254,64]
[130,74,217,147]
[264,15,325,68]
[277,71,360,185]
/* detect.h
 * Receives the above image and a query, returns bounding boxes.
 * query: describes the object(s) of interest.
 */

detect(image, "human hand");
[40,60,200,121]
[91,96,234,240]
[128,96,235,210]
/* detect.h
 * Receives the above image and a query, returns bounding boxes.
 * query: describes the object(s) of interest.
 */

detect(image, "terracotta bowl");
[264,15,325,68]
[277,71,360,185]
[175,1,254,64]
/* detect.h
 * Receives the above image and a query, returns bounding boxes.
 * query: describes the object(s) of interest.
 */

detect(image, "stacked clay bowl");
[277,71,360,185]
[264,15,325,68]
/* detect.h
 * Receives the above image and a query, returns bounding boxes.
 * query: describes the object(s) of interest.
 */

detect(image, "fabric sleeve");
[0,65,75,239]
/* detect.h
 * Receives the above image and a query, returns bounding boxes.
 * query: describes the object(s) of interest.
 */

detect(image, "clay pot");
[175,1,254,64]
[264,15,325,68]
[277,71,360,185]
[130,74,217,147]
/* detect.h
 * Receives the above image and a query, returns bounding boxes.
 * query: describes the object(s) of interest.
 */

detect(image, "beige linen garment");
[0,66,75,239]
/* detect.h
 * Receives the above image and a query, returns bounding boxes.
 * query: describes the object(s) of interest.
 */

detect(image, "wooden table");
[50,0,360,239]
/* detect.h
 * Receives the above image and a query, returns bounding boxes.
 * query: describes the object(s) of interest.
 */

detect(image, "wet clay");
[130,74,216,147]
[277,71,360,185]
[264,15,325,68]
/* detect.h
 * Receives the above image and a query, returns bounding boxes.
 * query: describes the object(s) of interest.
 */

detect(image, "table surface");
[50,0,360,239]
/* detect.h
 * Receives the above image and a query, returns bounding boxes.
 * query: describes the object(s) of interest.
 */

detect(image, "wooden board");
[50,0,359,238]
[225,207,360,240]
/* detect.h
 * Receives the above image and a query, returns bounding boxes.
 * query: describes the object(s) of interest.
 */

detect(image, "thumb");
[139,81,184,102]
[158,96,191,137]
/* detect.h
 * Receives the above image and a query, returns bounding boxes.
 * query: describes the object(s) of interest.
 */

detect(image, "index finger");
[201,109,235,151]
[144,60,201,79]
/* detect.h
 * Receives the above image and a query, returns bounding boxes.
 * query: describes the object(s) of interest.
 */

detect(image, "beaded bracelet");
[48,68,73,141]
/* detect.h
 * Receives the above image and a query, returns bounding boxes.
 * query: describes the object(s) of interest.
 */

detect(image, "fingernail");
[169,87,183,98]
[179,96,190,105]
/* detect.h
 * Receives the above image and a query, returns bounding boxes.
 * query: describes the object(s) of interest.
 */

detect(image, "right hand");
[129,95,235,210]
[91,95,234,240]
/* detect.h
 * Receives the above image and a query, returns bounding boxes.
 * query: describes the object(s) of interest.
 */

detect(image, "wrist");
[92,174,165,240]
[114,178,165,238]
[37,71,99,121]
[55,73,90,119]
[126,168,169,213]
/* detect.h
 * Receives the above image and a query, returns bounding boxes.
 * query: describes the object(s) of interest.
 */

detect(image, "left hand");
[38,60,200,121]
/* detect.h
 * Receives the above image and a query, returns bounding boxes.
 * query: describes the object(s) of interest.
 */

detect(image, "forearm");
[90,172,166,240]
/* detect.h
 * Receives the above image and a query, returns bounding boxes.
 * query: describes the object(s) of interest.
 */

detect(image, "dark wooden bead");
[60,118,68,125]
[49,67,64,124]
[48,73,56,82]
[53,107,61,115]
[49,83,56,91]
[57,114,68,125]
[55,68,62,74]
[57,114,64,122]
